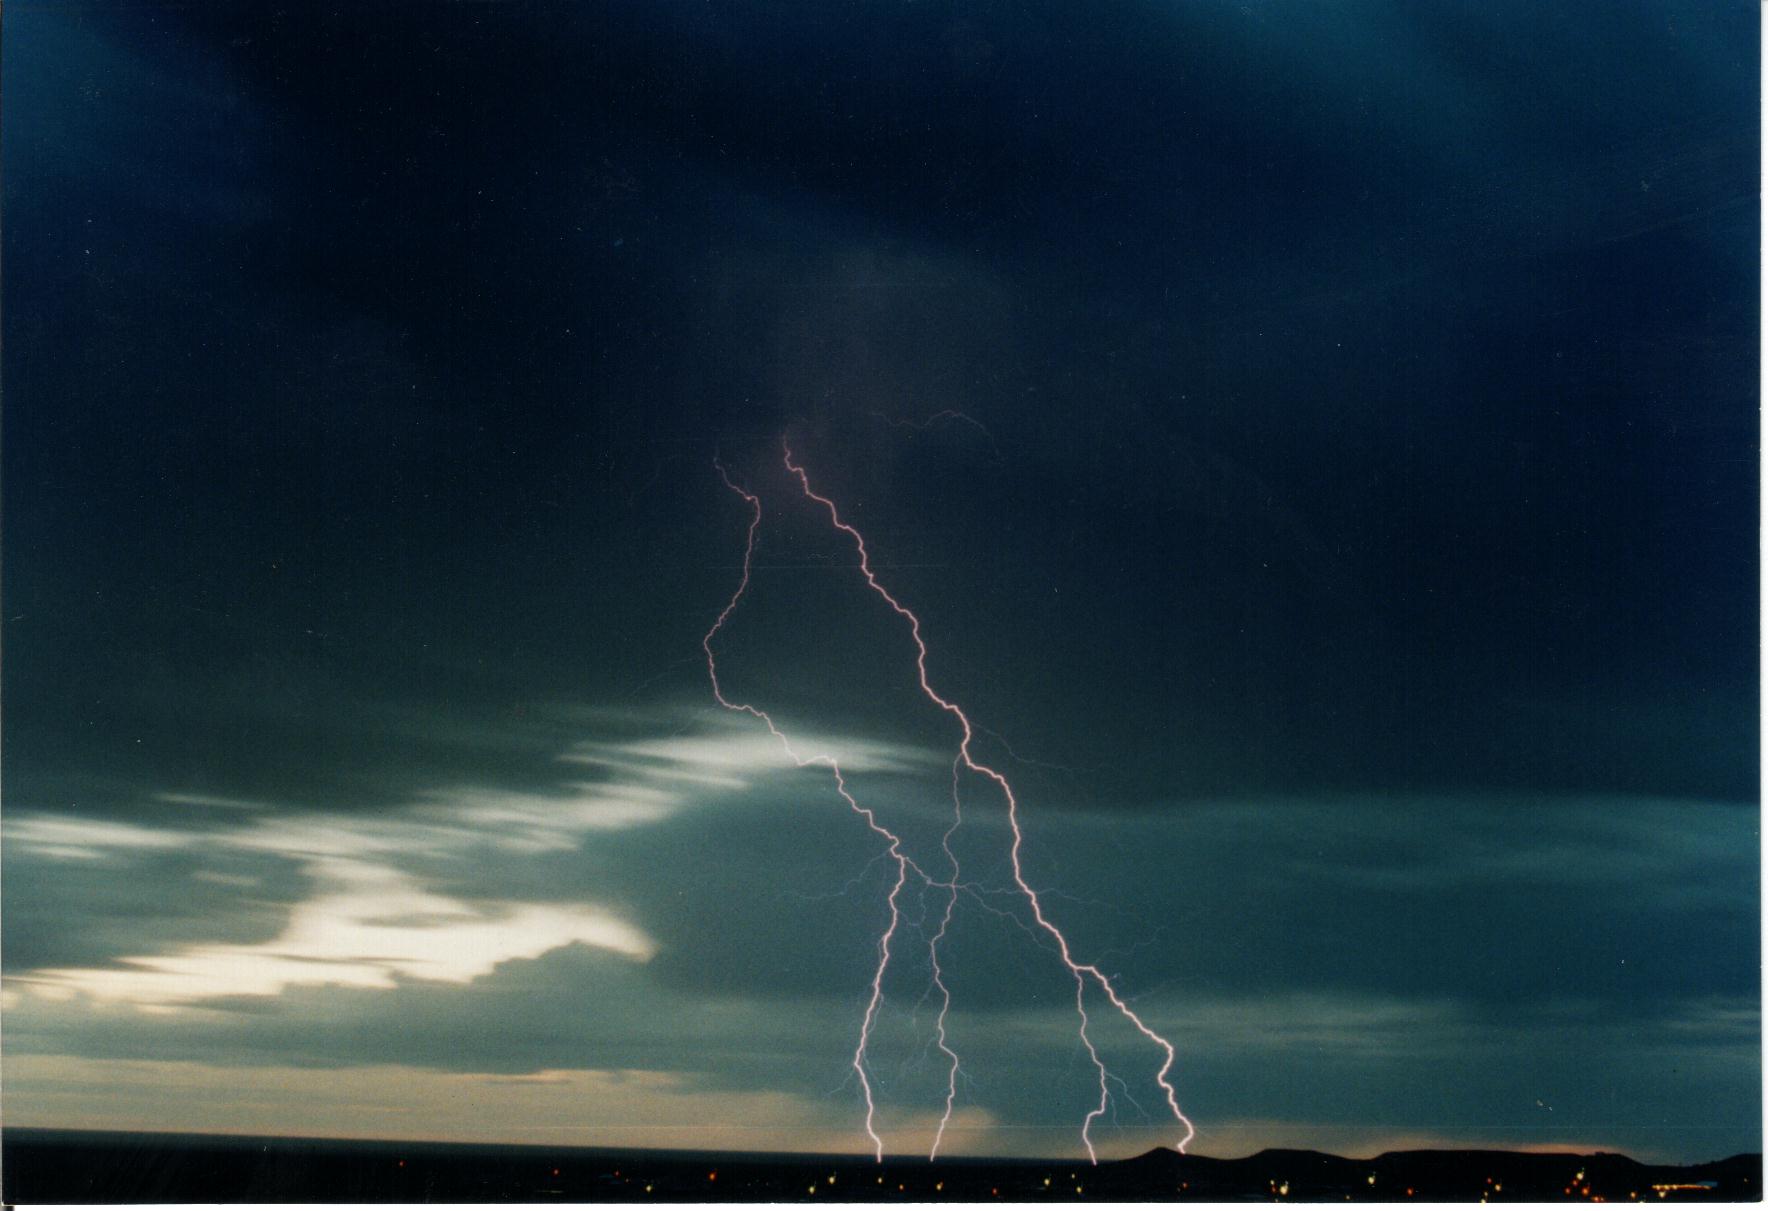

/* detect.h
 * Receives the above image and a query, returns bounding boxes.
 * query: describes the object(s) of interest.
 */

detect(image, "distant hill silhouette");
[1118,1144,1755,1202]
[4,1128,1758,1202]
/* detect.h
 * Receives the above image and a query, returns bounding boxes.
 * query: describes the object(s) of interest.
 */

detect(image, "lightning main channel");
[782,438,1196,1163]
[701,459,963,1163]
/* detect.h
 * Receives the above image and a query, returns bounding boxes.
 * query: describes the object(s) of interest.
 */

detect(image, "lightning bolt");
[782,438,1194,1164]
[701,458,950,1163]
[927,755,963,1160]
[869,408,1004,462]
[703,442,1194,1164]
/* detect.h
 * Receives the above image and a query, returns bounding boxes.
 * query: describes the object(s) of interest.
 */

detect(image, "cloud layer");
[5,707,1757,1160]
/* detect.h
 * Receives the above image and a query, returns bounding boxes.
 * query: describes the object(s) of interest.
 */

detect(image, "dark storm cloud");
[6,0,1756,818]
[411,776,1753,1015]
[5,631,657,819]
[0,831,310,973]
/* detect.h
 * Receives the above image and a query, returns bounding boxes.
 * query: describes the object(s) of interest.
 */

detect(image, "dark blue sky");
[3,0,1758,1162]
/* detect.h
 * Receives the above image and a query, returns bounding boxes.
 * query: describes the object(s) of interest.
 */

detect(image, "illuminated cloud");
[24,856,654,1006]
[563,728,934,782]
[5,717,935,1010]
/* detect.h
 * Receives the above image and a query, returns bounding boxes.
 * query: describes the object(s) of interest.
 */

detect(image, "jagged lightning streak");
[702,458,939,1163]
[783,438,1195,1164]
[927,755,964,1160]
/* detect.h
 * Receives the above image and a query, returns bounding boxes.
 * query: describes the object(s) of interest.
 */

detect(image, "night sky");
[3,0,1759,1164]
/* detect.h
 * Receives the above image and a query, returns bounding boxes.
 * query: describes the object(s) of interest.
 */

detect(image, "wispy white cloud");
[6,816,190,862]
[414,783,679,852]
[153,792,278,812]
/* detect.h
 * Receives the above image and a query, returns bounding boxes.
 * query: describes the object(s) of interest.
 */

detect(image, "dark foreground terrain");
[2,1129,1758,1203]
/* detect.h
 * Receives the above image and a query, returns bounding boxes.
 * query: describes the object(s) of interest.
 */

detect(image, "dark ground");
[2,1129,1758,1203]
